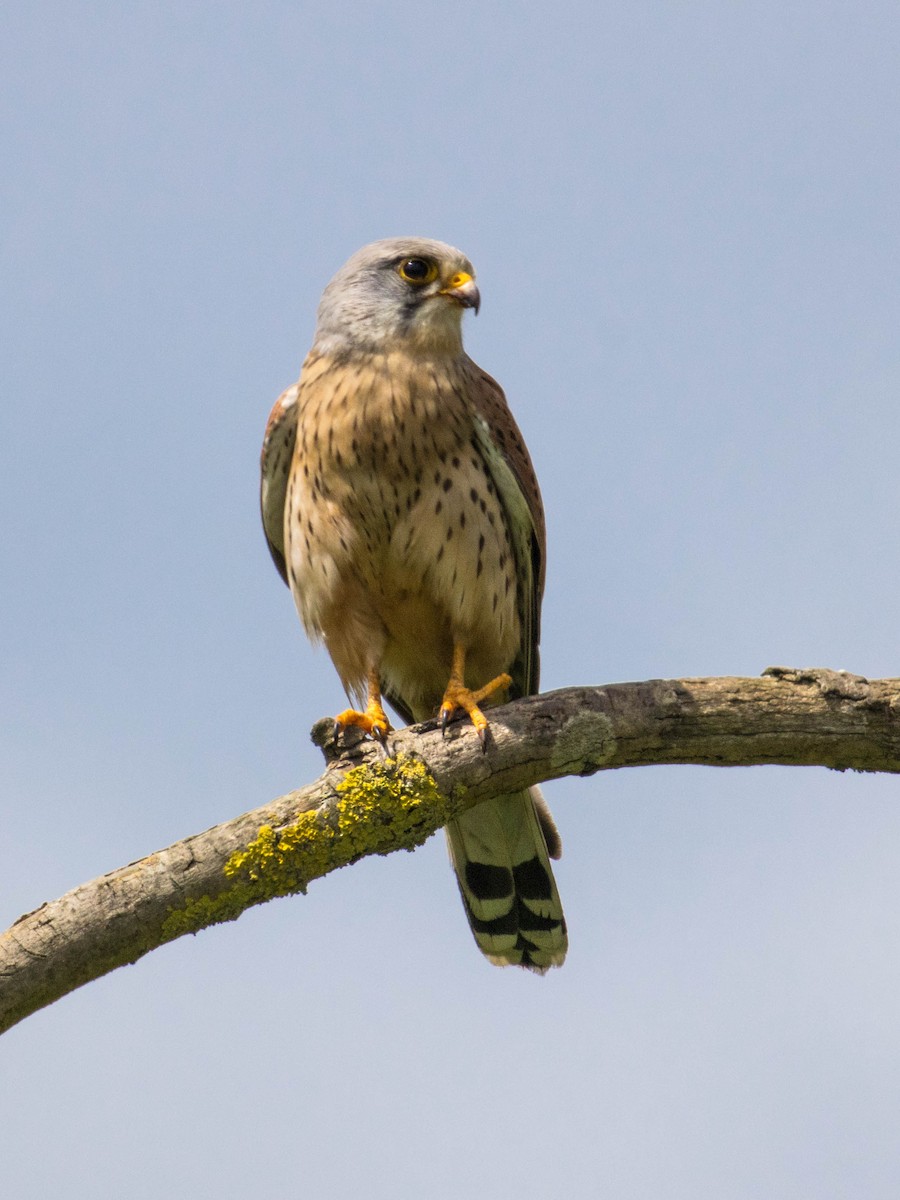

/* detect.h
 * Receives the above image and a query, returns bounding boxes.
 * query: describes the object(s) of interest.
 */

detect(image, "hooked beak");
[440,271,481,314]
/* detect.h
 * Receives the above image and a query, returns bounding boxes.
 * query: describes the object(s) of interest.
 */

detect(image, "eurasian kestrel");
[260,238,567,971]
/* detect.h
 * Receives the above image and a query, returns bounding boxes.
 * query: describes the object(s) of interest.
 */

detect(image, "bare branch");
[3,668,900,1033]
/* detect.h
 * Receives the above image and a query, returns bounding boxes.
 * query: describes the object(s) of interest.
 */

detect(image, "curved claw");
[333,702,392,744]
[370,721,391,752]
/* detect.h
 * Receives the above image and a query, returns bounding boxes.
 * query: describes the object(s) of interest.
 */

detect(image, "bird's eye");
[397,258,438,285]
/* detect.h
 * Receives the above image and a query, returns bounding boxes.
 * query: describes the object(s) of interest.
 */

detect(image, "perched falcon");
[260,238,567,972]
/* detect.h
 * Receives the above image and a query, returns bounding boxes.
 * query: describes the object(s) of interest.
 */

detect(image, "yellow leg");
[334,667,392,744]
[439,643,511,745]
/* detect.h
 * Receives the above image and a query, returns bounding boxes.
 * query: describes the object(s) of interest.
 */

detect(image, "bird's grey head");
[312,237,480,356]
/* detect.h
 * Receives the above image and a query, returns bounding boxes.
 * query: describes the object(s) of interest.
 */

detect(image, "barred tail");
[445,787,567,973]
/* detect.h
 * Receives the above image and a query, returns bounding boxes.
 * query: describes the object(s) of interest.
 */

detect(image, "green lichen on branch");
[160,885,257,940]
[161,753,448,941]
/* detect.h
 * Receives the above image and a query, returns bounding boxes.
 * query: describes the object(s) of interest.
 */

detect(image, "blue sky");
[3,3,900,1196]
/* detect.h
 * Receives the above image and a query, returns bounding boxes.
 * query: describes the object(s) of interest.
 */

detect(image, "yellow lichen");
[161,752,448,942]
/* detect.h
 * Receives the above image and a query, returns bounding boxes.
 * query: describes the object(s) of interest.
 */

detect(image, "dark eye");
[398,258,438,284]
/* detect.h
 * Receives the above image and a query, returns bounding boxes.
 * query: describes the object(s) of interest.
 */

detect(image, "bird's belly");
[286,465,521,712]
[378,530,520,716]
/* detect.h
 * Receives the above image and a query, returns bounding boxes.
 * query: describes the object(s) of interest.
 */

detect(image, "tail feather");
[446,787,567,973]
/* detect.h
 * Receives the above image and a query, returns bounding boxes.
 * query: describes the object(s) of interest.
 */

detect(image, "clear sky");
[3,3,900,1197]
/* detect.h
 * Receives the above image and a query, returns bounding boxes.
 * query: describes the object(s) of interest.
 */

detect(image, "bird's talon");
[333,704,392,745]
[439,664,509,744]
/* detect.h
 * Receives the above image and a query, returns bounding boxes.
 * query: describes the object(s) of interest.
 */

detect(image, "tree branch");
[3,668,900,1034]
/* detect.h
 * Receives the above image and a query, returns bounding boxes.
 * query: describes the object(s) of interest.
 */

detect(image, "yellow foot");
[334,701,392,745]
[439,672,512,745]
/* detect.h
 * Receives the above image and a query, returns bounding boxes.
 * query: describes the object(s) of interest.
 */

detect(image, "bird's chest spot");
[287,363,520,659]
[294,373,464,558]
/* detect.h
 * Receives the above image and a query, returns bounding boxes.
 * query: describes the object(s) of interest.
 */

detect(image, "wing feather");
[260,383,300,585]
[466,364,545,696]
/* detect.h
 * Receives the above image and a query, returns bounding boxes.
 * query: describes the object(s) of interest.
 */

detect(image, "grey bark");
[2,668,899,1034]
